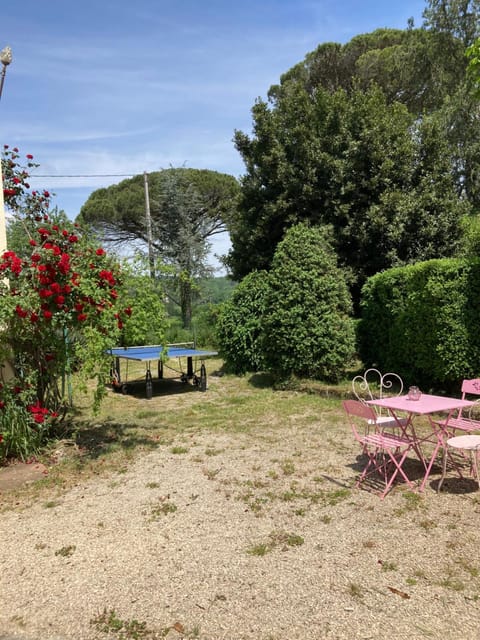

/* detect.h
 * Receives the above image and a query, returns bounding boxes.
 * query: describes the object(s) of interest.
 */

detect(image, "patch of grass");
[246,530,304,556]
[44,500,60,509]
[324,488,350,505]
[393,491,425,516]
[135,410,159,420]
[170,446,189,454]
[205,447,224,456]
[246,542,271,556]
[145,482,160,489]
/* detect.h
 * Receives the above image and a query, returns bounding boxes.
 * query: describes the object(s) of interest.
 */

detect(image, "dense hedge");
[358,259,480,390]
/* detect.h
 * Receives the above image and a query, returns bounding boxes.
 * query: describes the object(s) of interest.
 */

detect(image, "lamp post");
[0,46,12,100]
[0,45,12,255]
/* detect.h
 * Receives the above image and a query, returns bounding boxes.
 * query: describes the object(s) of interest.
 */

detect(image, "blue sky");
[2,0,426,268]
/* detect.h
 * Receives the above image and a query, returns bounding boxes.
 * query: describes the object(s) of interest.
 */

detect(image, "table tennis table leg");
[187,356,193,379]
[146,368,153,400]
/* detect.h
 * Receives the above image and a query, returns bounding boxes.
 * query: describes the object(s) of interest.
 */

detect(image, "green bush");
[215,271,269,374]
[121,269,167,347]
[261,224,356,382]
[358,258,480,390]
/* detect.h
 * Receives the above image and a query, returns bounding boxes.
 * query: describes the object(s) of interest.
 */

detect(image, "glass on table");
[408,386,422,401]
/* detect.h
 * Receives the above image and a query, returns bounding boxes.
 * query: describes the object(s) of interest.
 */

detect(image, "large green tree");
[229,83,469,301]
[79,168,239,328]
[227,4,479,300]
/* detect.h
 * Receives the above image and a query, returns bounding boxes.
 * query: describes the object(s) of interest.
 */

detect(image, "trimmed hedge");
[358,258,480,390]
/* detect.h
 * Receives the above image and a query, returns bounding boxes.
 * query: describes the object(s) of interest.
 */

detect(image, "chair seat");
[437,416,480,433]
[362,432,411,450]
[372,416,408,428]
[447,435,480,450]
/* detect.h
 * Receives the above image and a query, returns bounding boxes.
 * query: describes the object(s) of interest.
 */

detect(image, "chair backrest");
[461,379,480,397]
[460,379,480,419]
[343,399,378,440]
[352,369,404,417]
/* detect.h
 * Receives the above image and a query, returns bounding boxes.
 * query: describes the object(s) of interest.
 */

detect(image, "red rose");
[26,154,33,159]
[96,248,105,256]
[77,313,88,322]
[43,310,53,320]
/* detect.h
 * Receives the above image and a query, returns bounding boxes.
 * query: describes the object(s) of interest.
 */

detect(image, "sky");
[2,0,427,270]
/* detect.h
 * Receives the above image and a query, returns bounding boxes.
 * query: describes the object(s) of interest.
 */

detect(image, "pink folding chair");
[435,379,480,435]
[343,399,415,499]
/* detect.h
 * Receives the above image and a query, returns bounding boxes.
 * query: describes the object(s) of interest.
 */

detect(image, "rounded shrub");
[215,271,270,374]
[261,223,356,382]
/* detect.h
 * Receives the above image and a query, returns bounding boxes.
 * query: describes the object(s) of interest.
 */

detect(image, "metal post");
[143,171,155,279]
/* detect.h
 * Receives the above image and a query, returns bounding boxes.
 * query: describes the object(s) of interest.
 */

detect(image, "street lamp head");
[0,46,12,66]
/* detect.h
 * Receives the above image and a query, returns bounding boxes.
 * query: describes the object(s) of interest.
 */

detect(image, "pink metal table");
[367,394,474,491]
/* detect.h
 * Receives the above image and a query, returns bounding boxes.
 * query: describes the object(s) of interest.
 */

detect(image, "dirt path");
[2,402,480,639]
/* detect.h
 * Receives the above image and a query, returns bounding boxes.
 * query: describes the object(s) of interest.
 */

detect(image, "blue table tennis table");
[108,343,218,399]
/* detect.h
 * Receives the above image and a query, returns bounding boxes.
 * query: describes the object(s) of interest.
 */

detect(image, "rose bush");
[0,146,130,461]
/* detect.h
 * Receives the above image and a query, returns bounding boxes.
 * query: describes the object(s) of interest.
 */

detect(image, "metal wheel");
[146,370,153,399]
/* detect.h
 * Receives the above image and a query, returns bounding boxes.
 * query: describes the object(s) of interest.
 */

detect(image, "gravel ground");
[2,401,480,640]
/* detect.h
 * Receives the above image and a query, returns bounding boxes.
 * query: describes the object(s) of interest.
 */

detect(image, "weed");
[205,447,223,456]
[280,459,295,475]
[438,576,465,591]
[247,542,271,556]
[406,577,417,585]
[55,545,76,557]
[456,558,479,577]
[320,514,332,524]
[348,582,364,599]
[380,560,397,572]
[145,482,160,489]
[149,499,177,519]
[203,467,221,480]
[90,608,153,639]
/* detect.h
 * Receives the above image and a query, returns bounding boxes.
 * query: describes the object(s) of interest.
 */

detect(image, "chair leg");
[437,445,448,493]
[472,451,480,490]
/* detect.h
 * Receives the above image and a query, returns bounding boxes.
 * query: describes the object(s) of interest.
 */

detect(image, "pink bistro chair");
[437,434,480,493]
[352,368,407,431]
[343,399,415,499]
[434,378,480,436]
